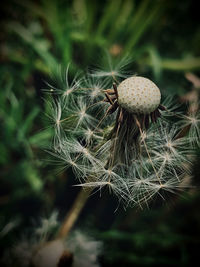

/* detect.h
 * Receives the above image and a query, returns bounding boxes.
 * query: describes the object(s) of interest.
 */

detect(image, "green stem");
[141,57,200,71]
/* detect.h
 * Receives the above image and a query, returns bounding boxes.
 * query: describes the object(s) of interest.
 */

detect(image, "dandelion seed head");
[44,60,198,208]
[117,76,161,114]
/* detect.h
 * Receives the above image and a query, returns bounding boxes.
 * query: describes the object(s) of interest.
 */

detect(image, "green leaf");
[29,128,53,147]
[18,107,40,140]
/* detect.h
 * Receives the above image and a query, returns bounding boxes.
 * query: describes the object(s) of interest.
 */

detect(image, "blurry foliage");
[1,0,200,266]
[98,192,200,266]
[2,0,200,76]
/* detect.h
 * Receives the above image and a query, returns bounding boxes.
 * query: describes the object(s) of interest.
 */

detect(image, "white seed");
[117,76,161,114]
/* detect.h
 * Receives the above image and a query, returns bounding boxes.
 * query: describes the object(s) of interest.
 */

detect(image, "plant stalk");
[56,187,93,239]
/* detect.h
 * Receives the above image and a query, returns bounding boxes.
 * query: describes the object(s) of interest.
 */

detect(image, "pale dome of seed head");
[117,76,161,114]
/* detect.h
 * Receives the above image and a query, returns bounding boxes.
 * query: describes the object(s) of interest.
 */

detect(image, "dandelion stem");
[56,187,93,239]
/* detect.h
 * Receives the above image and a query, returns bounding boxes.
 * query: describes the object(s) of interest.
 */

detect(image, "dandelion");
[45,61,198,208]
[37,62,200,267]
[3,214,102,267]
[35,211,59,242]
[65,230,102,267]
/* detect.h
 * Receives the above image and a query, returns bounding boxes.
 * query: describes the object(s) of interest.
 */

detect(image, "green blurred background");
[1,0,200,266]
